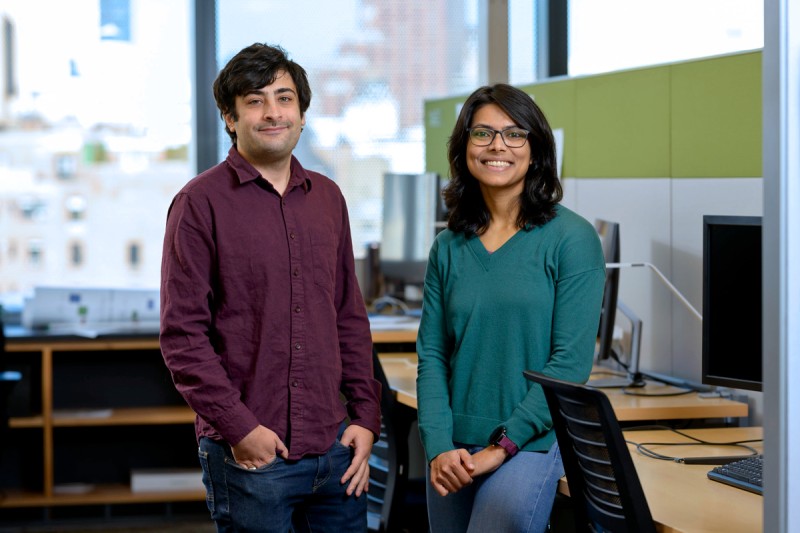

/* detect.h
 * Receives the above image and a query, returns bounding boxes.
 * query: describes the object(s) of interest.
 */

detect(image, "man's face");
[225,70,306,166]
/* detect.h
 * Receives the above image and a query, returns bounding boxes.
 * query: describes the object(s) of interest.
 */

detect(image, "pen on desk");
[675,455,755,465]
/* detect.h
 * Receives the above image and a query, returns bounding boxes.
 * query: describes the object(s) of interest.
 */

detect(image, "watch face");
[489,426,506,443]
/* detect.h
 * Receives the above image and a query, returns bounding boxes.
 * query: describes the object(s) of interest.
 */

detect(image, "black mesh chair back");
[368,349,416,532]
[524,371,656,533]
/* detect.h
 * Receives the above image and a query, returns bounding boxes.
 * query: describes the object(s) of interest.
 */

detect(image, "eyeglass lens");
[469,127,528,147]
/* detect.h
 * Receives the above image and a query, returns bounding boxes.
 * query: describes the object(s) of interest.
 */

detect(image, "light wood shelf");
[51,406,196,427]
[3,335,202,509]
[0,484,206,508]
[8,414,45,428]
[2,329,411,510]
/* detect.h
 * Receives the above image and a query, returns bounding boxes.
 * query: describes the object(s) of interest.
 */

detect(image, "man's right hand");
[429,448,475,496]
[231,425,289,469]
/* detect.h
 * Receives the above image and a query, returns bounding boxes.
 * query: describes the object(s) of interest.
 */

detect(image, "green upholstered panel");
[425,97,464,179]
[574,67,671,177]
[424,51,762,179]
[520,78,577,178]
[671,51,762,177]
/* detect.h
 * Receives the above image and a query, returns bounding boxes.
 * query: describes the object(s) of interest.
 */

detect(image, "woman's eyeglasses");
[467,127,529,148]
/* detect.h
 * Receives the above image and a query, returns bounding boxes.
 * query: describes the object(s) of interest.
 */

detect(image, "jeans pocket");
[224,454,281,472]
[198,448,215,514]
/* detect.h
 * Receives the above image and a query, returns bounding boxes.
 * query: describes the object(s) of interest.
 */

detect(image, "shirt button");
[294,306,301,313]
[290,232,296,239]
[292,380,299,387]
[294,343,301,350]
[293,269,299,277]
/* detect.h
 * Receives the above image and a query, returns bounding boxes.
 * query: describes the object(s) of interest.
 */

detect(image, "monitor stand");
[586,300,645,389]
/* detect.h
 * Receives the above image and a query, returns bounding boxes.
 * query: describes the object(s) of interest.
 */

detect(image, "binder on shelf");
[130,468,203,492]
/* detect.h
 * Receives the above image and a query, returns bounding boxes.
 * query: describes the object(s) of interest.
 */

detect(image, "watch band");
[489,426,519,457]
[495,434,519,457]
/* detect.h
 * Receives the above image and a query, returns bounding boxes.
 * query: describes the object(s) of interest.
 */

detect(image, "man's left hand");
[339,424,374,497]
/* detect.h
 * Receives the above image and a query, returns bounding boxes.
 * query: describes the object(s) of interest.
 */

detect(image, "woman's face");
[465,103,532,198]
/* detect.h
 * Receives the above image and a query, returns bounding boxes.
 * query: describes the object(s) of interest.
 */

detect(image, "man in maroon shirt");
[160,43,381,532]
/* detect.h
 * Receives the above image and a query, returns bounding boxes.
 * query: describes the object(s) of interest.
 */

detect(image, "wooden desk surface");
[597,382,748,421]
[377,353,419,408]
[557,426,763,533]
[377,356,749,422]
[5,319,419,351]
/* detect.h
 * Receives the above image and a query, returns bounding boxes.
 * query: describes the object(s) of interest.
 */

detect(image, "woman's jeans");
[426,441,564,533]
[198,437,367,533]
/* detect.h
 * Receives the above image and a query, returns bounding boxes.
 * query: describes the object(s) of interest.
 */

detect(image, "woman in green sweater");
[416,84,606,533]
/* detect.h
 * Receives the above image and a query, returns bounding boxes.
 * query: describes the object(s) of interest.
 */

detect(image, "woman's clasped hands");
[429,445,510,496]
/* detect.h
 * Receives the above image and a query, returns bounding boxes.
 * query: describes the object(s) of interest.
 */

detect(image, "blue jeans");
[198,437,367,533]
[426,442,563,533]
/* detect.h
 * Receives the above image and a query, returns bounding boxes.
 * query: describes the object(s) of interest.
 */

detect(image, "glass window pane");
[217,0,479,258]
[0,0,192,299]
[509,0,537,84]
[568,0,763,77]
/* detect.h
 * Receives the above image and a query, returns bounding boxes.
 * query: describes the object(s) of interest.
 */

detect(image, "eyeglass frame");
[466,126,530,148]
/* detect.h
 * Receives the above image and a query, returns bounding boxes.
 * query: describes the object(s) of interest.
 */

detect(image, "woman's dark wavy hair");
[444,83,562,235]
[213,43,312,144]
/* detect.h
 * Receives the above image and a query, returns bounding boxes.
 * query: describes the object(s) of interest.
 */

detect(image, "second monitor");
[380,172,440,301]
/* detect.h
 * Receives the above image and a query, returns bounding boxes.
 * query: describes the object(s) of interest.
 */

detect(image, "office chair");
[523,371,656,533]
[368,349,425,532]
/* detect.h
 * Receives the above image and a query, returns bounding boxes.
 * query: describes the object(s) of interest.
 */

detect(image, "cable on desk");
[623,424,763,463]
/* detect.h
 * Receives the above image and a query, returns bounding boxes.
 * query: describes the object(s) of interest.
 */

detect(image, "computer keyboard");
[707,454,763,495]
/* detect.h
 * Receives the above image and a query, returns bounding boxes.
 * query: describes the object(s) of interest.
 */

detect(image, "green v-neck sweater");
[416,205,606,463]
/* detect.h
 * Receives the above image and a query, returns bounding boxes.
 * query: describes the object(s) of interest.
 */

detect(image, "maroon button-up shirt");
[160,146,381,459]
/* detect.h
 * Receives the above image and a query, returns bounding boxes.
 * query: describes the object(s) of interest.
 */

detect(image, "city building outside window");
[0,0,765,311]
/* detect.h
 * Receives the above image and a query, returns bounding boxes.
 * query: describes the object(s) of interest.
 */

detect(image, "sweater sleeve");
[504,221,606,447]
[415,238,457,463]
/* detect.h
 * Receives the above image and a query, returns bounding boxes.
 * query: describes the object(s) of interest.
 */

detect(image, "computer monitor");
[587,299,645,388]
[701,215,762,392]
[595,219,620,363]
[380,172,439,299]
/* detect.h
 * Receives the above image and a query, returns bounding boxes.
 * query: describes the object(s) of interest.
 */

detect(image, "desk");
[377,353,419,408]
[368,315,419,344]
[596,382,748,421]
[558,426,763,533]
[377,355,748,422]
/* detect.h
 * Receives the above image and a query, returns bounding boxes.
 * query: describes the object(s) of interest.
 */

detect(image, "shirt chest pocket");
[310,228,337,290]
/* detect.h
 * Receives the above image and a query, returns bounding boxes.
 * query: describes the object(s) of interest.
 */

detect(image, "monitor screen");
[702,215,762,392]
[595,219,620,362]
[380,172,439,290]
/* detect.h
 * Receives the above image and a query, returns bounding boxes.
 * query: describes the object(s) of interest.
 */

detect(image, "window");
[69,240,84,267]
[17,196,48,221]
[65,195,86,221]
[55,153,78,179]
[127,241,141,269]
[568,0,764,77]
[27,239,42,266]
[509,0,538,84]
[0,0,192,297]
[217,0,480,258]
[0,0,767,309]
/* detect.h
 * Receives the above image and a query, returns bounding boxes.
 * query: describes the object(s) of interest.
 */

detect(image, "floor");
[0,519,216,533]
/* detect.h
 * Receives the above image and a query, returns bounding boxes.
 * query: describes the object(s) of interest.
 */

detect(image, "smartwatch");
[489,426,519,457]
